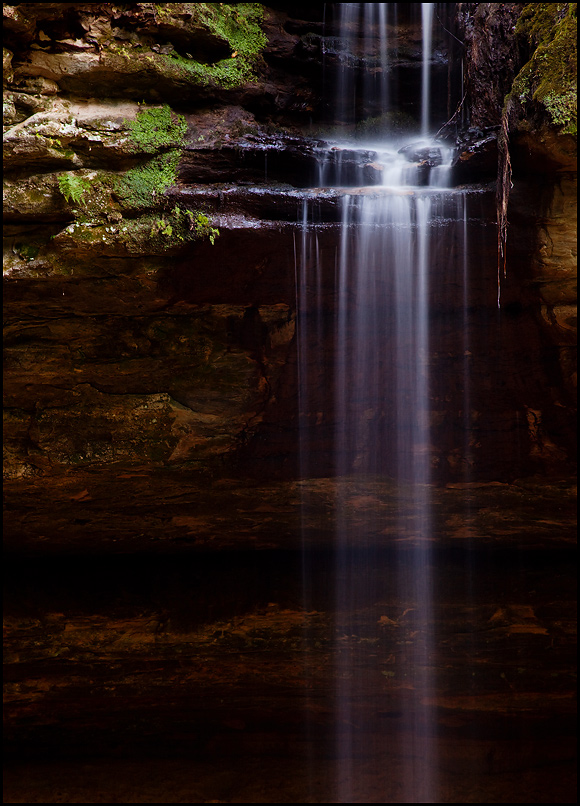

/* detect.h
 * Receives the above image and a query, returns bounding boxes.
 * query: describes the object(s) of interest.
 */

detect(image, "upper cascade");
[317,3,456,191]
[316,139,454,189]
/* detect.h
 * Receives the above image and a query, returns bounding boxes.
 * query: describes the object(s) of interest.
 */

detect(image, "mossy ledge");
[507,3,577,136]
[53,103,219,250]
[126,104,188,153]
[160,3,267,90]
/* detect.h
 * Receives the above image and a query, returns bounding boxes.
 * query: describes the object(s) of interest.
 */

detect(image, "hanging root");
[496,103,512,307]
[434,91,467,140]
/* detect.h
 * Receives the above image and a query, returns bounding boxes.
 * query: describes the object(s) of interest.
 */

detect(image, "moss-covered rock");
[46,206,216,259]
[3,93,219,268]
[157,3,267,89]
[509,3,577,136]
[4,173,69,221]
[11,4,267,102]
[3,99,188,175]
[126,104,187,150]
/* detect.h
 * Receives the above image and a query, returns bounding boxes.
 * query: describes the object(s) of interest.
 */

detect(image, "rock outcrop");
[457,2,577,476]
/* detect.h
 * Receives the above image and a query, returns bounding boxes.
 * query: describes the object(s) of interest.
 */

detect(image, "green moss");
[117,105,186,208]
[115,105,188,210]
[542,89,577,133]
[187,211,220,245]
[57,173,92,206]
[50,94,220,251]
[126,104,187,152]
[516,3,570,45]
[161,3,267,89]
[34,131,75,159]
[15,243,40,261]
[163,52,255,89]
[58,205,219,254]
[119,206,219,248]
[509,3,577,134]
[116,151,181,211]
[192,3,266,61]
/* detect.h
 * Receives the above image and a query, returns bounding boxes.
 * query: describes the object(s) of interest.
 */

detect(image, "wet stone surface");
[2,471,577,553]
[4,531,576,802]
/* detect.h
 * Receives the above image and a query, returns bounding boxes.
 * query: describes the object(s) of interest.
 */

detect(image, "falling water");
[326,188,439,801]
[326,2,393,128]
[421,3,434,136]
[296,3,464,801]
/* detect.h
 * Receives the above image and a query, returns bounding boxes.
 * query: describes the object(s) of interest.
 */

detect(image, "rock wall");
[3,3,307,480]
[3,2,577,493]
[458,1,577,475]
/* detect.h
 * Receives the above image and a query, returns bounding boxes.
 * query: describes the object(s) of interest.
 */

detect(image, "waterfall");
[326,2,393,130]
[421,3,434,136]
[325,189,439,801]
[296,3,465,800]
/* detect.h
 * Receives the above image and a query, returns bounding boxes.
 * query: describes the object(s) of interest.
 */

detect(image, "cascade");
[297,3,466,800]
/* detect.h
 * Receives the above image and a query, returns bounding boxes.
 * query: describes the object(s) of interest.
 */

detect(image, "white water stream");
[421,3,434,136]
[297,4,463,800]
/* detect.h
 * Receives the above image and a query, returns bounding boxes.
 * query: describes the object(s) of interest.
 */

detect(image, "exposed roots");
[496,103,513,307]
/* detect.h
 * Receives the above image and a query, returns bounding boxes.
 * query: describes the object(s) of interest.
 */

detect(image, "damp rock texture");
[457,1,577,476]
[3,3,308,480]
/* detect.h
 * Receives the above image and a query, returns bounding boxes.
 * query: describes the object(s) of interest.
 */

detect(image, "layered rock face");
[3,4,577,802]
[3,2,576,494]
[459,2,577,448]
[3,3,303,483]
